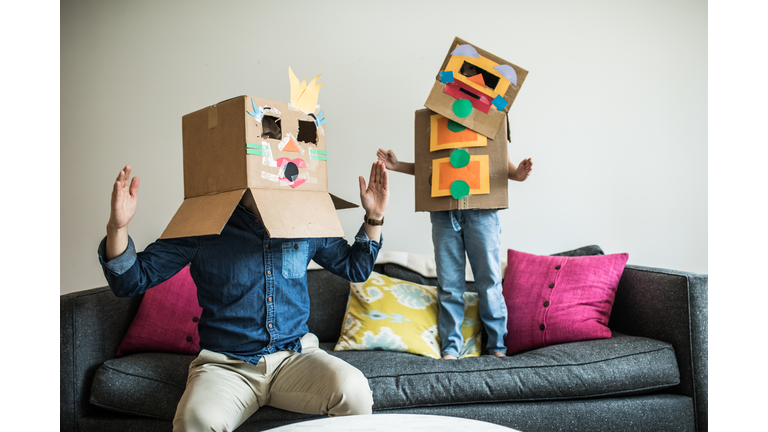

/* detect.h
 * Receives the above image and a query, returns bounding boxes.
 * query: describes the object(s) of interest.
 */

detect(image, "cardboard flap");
[250,189,346,238]
[329,193,359,210]
[160,189,246,239]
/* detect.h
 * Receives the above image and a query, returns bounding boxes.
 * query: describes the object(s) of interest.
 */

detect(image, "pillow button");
[192,317,199,322]
[548,283,555,289]
[543,301,550,307]
[539,324,546,331]
[186,336,193,342]
[555,265,561,270]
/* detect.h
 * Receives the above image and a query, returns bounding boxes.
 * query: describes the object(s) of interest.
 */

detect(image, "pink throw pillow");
[116,266,202,357]
[503,249,629,355]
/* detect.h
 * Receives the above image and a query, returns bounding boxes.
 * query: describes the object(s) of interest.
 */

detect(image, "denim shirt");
[98,204,382,365]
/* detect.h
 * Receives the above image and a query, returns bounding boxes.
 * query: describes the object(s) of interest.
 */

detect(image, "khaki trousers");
[172,333,373,432]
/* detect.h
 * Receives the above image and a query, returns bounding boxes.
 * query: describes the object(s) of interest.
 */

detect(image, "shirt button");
[192,317,199,322]
[294,244,299,249]
[549,283,555,288]
[555,265,561,270]
[186,336,193,342]
[267,270,272,275]
[268,297,273,302]
[539,324,546,331]
[268,345,272,349]
[268,323,273,328]
[543,301,550,307]
[265,244,269,248]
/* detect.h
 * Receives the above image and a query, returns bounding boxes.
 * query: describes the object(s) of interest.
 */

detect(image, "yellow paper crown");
[288,66,322,114]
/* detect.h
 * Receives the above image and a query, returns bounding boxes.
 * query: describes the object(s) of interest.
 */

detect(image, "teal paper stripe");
[247,149,268,155]
[310,150,328,155]
[311,155,329,161]
[246,142,268,149]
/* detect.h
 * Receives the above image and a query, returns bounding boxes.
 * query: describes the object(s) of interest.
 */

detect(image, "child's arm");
[377,148,415,175]
[508,157,533,182]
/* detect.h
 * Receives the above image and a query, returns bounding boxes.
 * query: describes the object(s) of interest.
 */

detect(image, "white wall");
[61,0,707,294]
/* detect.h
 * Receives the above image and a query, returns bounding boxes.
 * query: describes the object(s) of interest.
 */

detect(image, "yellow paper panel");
[431,155,490,198]
[429,114,487,152]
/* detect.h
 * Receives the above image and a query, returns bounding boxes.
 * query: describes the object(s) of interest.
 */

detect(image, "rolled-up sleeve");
[96,235,198,297]
[98,236,138,276]
[313,224,382,282]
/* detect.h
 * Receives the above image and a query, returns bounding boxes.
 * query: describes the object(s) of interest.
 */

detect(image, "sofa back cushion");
[503,249,628,354]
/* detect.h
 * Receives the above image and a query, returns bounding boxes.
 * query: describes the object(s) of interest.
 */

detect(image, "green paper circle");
[450,149,471,169]
[447,120,465,133]
[452,99,473,118]
[450,180,470,199]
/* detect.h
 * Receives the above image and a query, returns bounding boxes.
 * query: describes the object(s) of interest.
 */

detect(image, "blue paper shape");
[492,95,508,111]
[440,71,454,83]
[246,98,263,120]
[493,64,518,86]
[451,44,481,58]
[313,109,327,126]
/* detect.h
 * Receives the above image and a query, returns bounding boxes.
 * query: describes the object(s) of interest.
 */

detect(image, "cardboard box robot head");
[424,37,528,139]
[161,68,356,240]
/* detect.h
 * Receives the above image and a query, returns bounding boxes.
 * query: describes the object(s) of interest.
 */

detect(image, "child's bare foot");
[492,352,507,358]
[442,354,458,360]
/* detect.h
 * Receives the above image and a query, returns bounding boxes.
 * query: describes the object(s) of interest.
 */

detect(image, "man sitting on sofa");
[98,162,389,432]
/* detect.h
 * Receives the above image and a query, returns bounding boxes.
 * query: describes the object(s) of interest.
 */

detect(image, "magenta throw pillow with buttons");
[116,266,203,357]
[502,249,629,355]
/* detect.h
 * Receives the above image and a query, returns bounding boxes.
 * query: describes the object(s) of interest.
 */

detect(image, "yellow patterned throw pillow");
[334,272,482,358]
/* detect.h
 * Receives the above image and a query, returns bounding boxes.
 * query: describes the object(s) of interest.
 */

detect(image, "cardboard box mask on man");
[161,68,356,240]
[424,37,528,139]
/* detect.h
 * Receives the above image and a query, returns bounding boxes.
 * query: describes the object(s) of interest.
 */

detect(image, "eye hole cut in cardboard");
[261,115,282,140]
[459,61,500,91]
[297,120,318,144]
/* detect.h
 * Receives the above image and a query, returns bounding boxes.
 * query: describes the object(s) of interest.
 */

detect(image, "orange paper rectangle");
[438,161,481,190]
[431,155,490,198]
[430,114,487,152]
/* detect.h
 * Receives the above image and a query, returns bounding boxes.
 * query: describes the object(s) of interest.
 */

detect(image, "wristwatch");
[364,214,384,226]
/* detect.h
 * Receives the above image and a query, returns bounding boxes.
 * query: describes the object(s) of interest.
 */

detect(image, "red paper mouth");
[276,158,308,188]
[443,80,492,114]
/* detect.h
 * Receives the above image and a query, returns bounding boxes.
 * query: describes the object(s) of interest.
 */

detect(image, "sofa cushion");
[333,332,679,410]
[503,249,629,354]
[116,266,202,357]
[90,352,194,419]
[89,332,679,419]
[334,272,482,359]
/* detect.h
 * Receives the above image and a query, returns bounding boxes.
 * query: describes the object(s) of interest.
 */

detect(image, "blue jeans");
[431,209,507,357]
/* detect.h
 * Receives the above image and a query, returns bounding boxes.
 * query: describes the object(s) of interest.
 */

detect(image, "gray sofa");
[60,246,708,431]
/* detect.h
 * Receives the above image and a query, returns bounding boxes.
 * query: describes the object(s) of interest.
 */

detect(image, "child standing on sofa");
[377,148,532,359]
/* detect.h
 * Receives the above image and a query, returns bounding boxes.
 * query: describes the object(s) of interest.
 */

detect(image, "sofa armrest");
[608,265,708,431]
[60,286,141,432]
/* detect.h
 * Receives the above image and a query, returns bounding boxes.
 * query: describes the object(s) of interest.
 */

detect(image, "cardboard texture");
[414,108,508,212]
[161,94,357,240]
[424,37,528,139]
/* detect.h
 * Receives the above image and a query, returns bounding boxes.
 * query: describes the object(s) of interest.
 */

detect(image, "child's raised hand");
[516,158,533,181]
[377,148,399,171]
